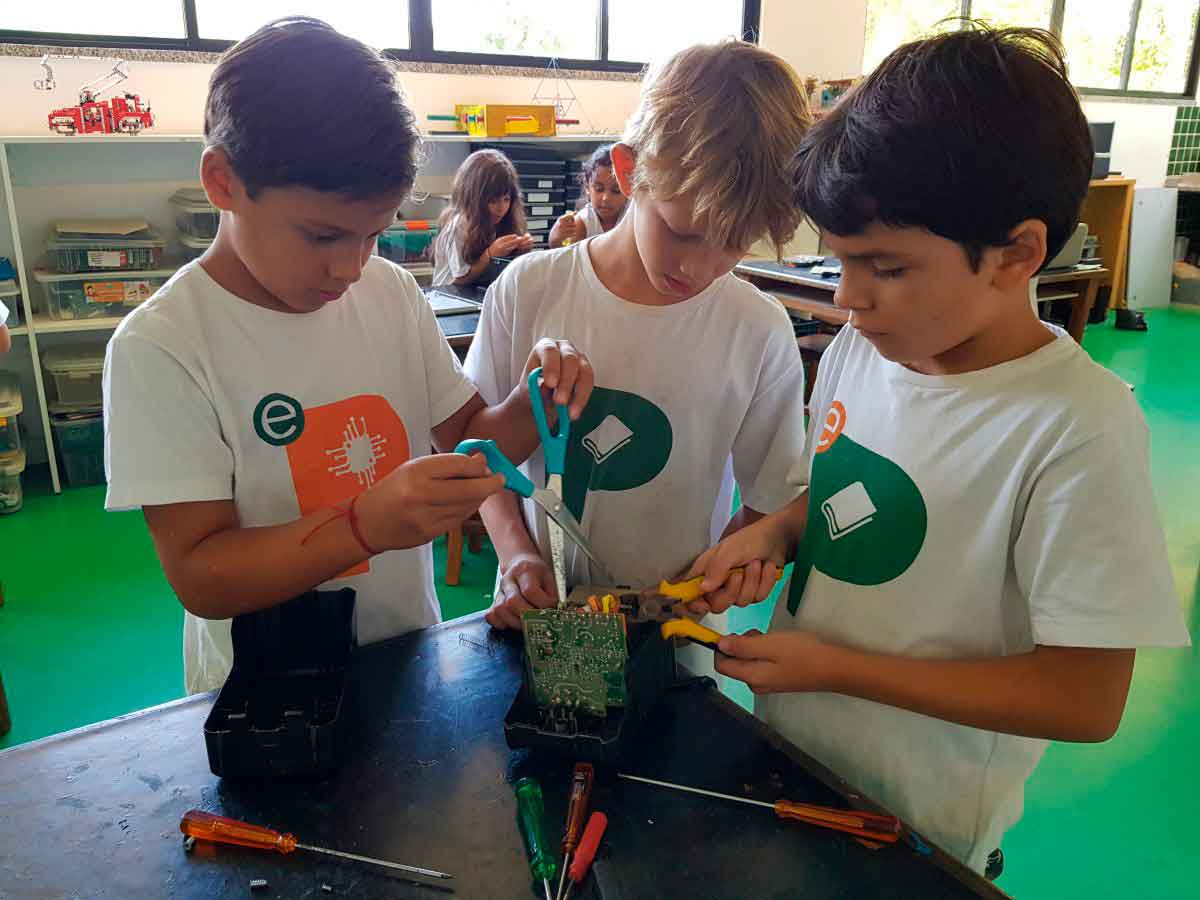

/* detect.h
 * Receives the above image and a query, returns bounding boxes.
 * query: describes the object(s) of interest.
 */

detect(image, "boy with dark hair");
[103,19,591,694]
[689,26,1188,872]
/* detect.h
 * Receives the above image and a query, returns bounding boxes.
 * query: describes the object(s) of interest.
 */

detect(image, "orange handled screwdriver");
[562,811,608,900]
[617,774,902,843]
[555,763,595,900]
[179,810,453,880]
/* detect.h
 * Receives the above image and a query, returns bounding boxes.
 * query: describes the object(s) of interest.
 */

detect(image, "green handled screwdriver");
[515,777,558,900]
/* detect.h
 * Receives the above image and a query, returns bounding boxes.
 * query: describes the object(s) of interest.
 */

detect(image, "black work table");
[0,615,1008,899]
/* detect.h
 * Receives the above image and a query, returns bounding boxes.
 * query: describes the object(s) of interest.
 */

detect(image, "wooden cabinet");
[1081,177,1135,308]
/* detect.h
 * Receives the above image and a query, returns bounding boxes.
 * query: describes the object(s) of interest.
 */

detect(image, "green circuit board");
[523,608,628,717]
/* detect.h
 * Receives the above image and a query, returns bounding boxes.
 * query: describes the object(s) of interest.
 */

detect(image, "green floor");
[1,307,1196,897]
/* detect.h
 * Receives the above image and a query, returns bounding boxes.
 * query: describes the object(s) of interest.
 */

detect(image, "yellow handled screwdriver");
[179,810,453,880]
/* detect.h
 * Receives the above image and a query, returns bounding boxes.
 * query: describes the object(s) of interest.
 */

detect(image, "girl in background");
[433,149,533,287]
[548,144,628,248]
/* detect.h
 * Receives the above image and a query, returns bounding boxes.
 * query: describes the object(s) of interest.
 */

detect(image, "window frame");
[0,0,763,73]
[895,0,1200,100]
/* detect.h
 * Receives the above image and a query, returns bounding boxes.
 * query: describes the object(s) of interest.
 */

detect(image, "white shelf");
[420,132,620,143]
[29,313,127,334]
[9,325,28,337]
[0,134,203,145]
[0,286,19,298]
[402,263,434,277]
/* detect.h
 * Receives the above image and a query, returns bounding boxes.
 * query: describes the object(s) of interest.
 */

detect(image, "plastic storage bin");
[0,448,25,514]
[47,228,166,274]
[41,345,106,408]
[378,221,439,264]
[51,411,105,486]
[34,268,169,320]
[0,372,23,456]
[179,234,211,262]
[170,188,219,239]
[205,588,357,778]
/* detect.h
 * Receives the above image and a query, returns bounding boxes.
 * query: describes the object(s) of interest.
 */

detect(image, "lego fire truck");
[48,63,154,136]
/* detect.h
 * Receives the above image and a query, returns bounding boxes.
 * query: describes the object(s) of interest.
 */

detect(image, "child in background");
[465,41,811,657]
[548,144,627,248]
[103,19,592,695]
[433,149,534,287]
[687,26,1189,875]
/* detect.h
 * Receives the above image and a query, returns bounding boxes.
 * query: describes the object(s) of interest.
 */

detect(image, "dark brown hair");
[793,24,1093,269]
[578,144,617,191]
[440,149,526,262]
[204,17,419,199]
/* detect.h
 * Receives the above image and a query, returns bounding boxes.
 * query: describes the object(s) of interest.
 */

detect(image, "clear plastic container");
[51,412,105,487]
[34,268,170,320]
[47,229,166,274]
[41,345,106,409]
[378,221,439,264]
[179,234,211,262]
[0,371,22,456]
[170,188,219,239]
[0,447,25,514]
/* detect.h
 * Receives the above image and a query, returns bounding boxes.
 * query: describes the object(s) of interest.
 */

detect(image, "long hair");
[439,149,525,262]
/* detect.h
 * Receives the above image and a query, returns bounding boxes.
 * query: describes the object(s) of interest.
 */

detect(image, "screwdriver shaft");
[296,843,453,880]
[618,773,775,809]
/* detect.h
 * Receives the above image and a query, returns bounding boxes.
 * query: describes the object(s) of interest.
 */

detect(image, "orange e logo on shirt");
[280,394,410,576]
[816,400,847,453]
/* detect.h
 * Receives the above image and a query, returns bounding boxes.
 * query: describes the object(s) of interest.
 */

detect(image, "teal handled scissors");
[455,368,614,592]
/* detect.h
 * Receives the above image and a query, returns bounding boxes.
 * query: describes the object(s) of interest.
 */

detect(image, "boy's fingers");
[714,654,767,688]
[718,630,765,659]
[568,358,595,420]
[553,344,581,407]
[757,562,779,603]
[532,339,561,389]
[517,570,555,608]
[736,560,762,606]
[427,473,506,507]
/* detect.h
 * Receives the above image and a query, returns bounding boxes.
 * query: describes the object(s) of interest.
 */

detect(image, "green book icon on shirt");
[821,481,877,540]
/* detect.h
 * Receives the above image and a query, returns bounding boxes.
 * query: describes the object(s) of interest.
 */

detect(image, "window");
[0,1,758,71]
[863,0,1200,98]
[431,0,598,59]
[195,1,410,49]
[608,0,750,64]
[4,2,186,40]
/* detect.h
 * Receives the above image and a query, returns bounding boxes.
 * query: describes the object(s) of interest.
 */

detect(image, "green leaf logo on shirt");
[787,401,927,614]
[563,387,672,520]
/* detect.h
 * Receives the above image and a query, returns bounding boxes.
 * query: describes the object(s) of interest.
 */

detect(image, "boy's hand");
[684,518,790,615]
[486,551,559,629]
[356,453,505,551]
[516,233,535,252]
[715,629,836,695]
[523,338,595,421]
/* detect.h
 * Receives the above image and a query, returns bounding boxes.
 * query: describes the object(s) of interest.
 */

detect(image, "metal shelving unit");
[0,131,616,492]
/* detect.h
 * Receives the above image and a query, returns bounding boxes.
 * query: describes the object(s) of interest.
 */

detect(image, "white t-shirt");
[104,258,478,694]
[760,324,1189,872]
[464,238,807,597]
[0,296,8,326]
[576,205,607,238]
[432,215,471,287]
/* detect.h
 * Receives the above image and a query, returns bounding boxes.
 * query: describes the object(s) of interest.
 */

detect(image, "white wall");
[1081,100,1174,188]
[760,0,868,79]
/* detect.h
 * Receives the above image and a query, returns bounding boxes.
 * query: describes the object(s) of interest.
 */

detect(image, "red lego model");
[47,63,154,136]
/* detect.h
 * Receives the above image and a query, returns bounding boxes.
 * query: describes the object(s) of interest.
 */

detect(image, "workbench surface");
[0,614,1007,899]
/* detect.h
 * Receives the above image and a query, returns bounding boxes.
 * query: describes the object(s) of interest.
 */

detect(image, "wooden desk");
[1036,267,1109,343]
[738,259,1109,344]
[1082,177,1135,308]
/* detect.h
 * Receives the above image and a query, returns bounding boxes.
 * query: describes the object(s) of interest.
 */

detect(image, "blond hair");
[622,40,812,253]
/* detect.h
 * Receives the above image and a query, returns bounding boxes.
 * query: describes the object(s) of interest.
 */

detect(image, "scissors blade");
[530,488,616,586]
[545,474,568,609]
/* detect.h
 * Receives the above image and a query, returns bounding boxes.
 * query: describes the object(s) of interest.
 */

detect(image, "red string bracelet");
[300,494,379,557]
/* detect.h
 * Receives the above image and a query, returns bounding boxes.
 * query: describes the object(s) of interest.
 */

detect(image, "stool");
[445,513,488,586]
